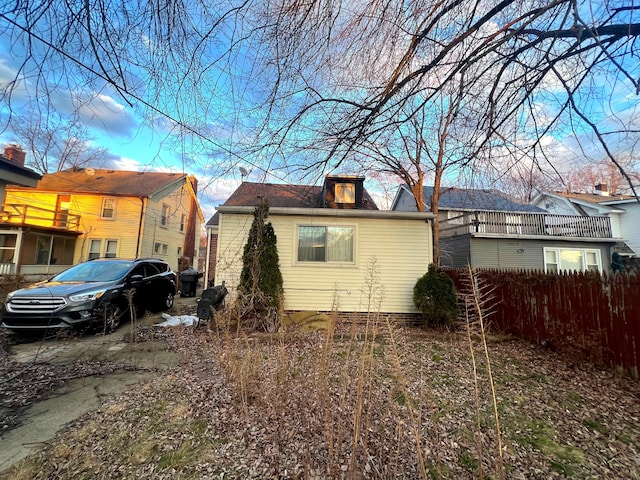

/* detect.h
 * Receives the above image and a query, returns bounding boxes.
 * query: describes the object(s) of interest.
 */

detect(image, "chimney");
[594,182,609,196]
[4,144,26,166]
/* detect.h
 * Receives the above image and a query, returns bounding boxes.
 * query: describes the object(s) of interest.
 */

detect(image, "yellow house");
[1,168,204,276]
[212,176,434,319]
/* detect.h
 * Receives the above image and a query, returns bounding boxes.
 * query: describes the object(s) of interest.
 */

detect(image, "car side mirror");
[129,274,144,283]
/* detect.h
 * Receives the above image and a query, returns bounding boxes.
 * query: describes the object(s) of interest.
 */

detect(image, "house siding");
[70,194,142,261]
[138,184,196,271]
[617,202,640,255]
[439,235,471,268]
[442,237,612,271]
[4,179,200,273]
[216,212,432,314]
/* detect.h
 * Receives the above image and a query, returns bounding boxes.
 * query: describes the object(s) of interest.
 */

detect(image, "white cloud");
[51,90,138,137]
[112,157,142,170]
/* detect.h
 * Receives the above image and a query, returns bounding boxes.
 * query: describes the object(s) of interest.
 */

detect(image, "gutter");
[216,206,434,221]
[136,197,146,258]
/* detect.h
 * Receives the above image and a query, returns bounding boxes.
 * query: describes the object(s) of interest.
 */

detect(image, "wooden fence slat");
[445,268,640,379]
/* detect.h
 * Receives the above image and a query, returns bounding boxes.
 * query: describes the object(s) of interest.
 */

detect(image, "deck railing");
[440,211,613,238]
[0,204,81,231]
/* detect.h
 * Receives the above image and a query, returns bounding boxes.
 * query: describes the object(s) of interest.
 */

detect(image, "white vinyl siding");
[216,213,432,313]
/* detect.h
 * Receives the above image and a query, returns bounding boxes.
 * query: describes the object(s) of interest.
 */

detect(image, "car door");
[127,263,154,313]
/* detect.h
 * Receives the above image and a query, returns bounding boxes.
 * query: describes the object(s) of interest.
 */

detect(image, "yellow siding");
[5,184,199,272]
[216,213,432,313]
[138,185,197,271]
[70,194,143,261]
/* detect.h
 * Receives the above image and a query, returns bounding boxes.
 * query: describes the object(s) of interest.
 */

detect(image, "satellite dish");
[86,168,96,176]
[239,167,249,181]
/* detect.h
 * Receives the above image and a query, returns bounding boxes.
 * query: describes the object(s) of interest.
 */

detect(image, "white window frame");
[296,224,356,264]
[101,197,116,219]
[154,242,168,256]
[88,239,102,260]
[104,239,118,258]
[543,247,602,273]
[335,183,356,204]
[180,214,186,232]
[160,204,170,227]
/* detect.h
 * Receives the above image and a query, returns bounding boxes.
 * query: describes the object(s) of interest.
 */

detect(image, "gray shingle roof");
[422,186,545,212]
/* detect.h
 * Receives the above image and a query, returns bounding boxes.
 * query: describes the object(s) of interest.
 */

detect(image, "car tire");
[160,291,174,311]
[104,303,127,332]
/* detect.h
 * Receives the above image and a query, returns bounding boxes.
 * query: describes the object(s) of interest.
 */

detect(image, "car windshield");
[51,261,133,282]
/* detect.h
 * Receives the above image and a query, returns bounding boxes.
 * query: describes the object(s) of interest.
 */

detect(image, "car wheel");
[160,291,174,311]
[104,303,126,332]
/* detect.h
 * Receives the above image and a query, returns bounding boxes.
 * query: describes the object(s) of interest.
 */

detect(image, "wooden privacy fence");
[444,268,640,378]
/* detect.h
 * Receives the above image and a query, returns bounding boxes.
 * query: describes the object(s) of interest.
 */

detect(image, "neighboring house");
[211,176,434,319]
[532,184,640,259]
[0,145,42,274]
[392,184,622,273]
[1,168,203,275]
[0,144,41,206]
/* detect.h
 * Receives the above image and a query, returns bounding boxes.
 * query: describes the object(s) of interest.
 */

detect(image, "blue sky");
[1,2,639,219]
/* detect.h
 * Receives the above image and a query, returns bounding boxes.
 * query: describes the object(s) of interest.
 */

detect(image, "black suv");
[1,258,176,334]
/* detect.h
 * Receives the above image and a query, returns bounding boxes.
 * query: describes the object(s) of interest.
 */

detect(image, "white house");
[211,176,434,320]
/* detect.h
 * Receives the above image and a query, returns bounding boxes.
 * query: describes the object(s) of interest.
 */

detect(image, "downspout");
[204,225,212,287]
[136,197,146,258]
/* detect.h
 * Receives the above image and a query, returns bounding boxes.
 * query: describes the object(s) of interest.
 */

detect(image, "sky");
[0,1,639,219]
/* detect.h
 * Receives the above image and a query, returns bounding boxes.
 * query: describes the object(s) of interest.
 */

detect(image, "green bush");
[238,199,284,325]
[413,264,459,326]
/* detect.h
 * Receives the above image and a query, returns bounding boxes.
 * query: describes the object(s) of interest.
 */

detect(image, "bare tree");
[9,109,108,173]
[258,1,640,196]
[1,0,639,201]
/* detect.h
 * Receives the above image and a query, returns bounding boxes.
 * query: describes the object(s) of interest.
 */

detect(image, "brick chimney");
[4,144,26,166]
[594,182,609,196]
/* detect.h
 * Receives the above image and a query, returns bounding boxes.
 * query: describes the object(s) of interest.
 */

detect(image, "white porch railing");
[0,262,16,275]
[440,211,613,239]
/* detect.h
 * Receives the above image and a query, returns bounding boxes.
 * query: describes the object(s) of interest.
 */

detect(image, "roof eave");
[218,205,434,220]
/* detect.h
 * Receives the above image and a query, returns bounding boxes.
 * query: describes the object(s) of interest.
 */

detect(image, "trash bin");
[180,268,202,297]
[200,281,228,310]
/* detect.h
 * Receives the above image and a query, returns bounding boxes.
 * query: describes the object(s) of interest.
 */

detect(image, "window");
[101,197,116,219]
[35,236,52,265]
[298,225,354,263]
[0,233,17,263]
[88,239,102,260]
[544,248,602,273]
[161,204,170,227]
[104,240,118,258]
[154,242,168,255]
[177,246,182,257]
[335,183,355,204]
[180,214,186,232]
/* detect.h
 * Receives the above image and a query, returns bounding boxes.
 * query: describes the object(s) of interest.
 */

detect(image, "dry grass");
[4,321,640,479]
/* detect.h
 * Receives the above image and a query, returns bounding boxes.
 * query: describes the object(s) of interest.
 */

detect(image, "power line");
[0,13,294,186]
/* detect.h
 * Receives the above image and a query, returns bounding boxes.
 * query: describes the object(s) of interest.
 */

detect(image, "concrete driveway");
[0,293,199,472]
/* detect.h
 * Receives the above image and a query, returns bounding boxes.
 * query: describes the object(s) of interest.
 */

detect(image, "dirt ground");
[2,308,640,479]
[0,294,198,471]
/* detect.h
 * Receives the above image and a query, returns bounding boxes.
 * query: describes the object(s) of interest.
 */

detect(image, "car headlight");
[69,289,107,302]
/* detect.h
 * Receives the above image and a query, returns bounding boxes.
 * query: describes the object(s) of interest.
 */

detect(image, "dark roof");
[0,156,42,181]
[206,212,219,226]
[31,168,186,196]
[221,182,379,210]
[423,186,545,213]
